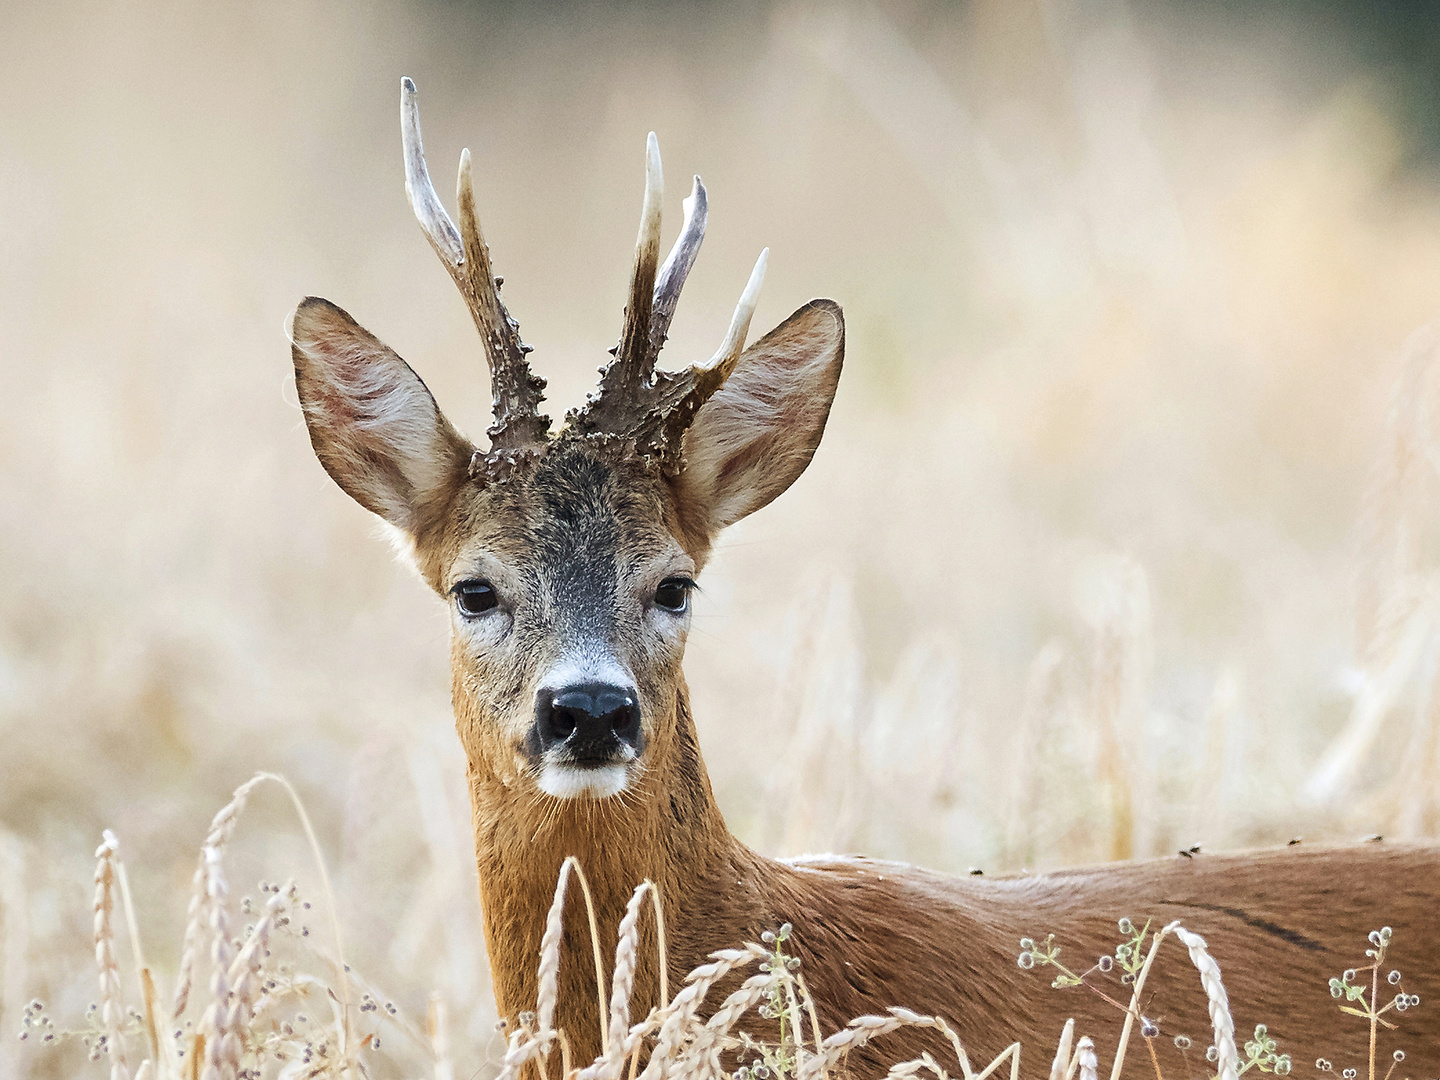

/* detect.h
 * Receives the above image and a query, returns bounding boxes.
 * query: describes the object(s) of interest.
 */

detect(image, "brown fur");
[292,218,1440,1078]
[465,683,1440,1070]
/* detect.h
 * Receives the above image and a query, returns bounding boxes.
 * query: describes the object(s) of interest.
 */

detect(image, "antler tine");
[648,176,708,360]
[614,132,665,382]
[563,138,763,466]
[400,77,548,452]
[455,149,550,448]
[640,248,769,461]
[702,247,767,382]
[401,76,465,270]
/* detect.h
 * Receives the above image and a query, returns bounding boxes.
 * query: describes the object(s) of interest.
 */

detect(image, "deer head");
[290,78,842,808]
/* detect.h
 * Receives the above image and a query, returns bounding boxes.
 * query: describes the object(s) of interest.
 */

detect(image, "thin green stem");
[1368,962,1378,1080]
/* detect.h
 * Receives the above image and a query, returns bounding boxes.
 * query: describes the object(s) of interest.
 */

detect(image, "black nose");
[533,681,642,759]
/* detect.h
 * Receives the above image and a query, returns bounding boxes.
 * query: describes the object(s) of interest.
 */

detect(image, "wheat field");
[4,1,1440,1077]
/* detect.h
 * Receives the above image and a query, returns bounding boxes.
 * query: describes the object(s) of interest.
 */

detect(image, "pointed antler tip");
[645,135,663,190]
[456,147,475,206]
[740,248,769,302]
[401,75,417,93]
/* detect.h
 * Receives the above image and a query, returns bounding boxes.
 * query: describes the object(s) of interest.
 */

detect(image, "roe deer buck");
[290,79,1440,1073]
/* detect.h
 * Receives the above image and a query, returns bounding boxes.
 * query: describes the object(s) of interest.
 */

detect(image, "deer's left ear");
[677,299,844,535]
[290,296,474,536]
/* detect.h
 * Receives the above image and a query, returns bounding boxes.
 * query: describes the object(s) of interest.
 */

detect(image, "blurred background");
[6,0,1440,1074]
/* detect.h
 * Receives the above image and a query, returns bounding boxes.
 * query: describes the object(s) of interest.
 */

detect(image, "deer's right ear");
[677,299,844,537]
[290,296,473,534]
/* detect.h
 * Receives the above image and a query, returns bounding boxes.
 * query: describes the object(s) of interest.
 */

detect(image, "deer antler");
[566,133,767,469]
[400,77,549,457]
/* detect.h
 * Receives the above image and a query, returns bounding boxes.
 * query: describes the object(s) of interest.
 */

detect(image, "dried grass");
[21,767,1432,1080]
[31,773,455,1080]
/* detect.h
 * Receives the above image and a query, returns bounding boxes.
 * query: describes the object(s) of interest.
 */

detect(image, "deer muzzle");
[529,679,643,798]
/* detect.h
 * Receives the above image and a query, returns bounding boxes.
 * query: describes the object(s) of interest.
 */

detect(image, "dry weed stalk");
[428,992,455,1080]
[1078,556,1152,862]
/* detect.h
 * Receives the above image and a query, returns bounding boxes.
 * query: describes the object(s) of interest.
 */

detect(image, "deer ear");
[290,296,473,534]
[678,299,844,535]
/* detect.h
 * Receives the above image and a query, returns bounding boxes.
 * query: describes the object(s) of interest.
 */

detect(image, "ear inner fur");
[677,298,844,535]
[290,296,473,535]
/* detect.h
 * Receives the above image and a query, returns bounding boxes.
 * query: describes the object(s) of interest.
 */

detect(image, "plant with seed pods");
[1017,917,1296,1080]
[1318,927,1421,1080]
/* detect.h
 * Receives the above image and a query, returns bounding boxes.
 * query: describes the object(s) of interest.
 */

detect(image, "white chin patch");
[537,763,630,800]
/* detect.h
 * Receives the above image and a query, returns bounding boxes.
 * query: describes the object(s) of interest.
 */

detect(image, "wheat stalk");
[1172,925,1239,1080]
[172,776,264,1020]
[198,838,237,1080]
[94,830,131,1080]
[605,880,654,1072]
[638,945,768,1080]
[1048,1019,1075,1080]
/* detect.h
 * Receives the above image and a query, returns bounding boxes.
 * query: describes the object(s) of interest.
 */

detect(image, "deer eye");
[453,579,499,617]
[654,577,694,613]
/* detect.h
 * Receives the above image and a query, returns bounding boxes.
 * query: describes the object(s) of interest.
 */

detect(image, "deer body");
[292,81,1440,1075]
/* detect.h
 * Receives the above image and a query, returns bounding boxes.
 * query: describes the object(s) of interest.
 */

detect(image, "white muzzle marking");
[538,762,630,799]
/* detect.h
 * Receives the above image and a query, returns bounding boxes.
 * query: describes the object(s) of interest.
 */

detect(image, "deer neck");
[465,677,745,1043]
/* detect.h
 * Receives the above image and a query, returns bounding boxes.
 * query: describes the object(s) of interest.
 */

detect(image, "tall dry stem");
[536,857,610,1057]
[1076,555,1152,860]
[1107,921,1177,1080]
[429,992,455,1080]
[0,830,27,1079]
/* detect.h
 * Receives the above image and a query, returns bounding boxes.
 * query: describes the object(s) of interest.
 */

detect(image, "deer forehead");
[442,447,695,608]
